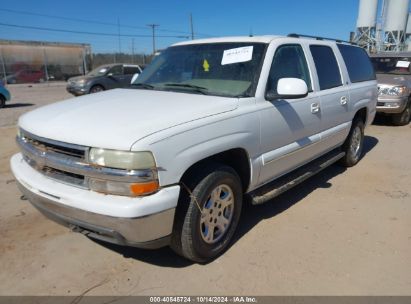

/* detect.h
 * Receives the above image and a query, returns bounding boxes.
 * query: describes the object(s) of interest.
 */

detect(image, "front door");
[258,44,322,186]
[106,65,126,89]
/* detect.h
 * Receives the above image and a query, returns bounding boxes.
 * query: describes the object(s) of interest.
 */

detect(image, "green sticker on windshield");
[203,59,210,72]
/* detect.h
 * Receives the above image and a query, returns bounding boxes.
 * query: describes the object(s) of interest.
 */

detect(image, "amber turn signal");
[130,181,159,196]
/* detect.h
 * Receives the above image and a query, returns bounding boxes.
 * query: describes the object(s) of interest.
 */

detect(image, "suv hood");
[376,73,411,86]
[68,75,94,82]
[19,89,238,150]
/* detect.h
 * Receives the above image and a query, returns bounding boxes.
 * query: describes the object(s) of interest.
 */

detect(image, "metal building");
[0,39,92,84]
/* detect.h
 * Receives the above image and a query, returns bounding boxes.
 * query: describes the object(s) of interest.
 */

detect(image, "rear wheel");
[0,95,5,108]
[339,118,364,167]
[392,102,411,126]
[171,164,243,262]
[89,85,104,94]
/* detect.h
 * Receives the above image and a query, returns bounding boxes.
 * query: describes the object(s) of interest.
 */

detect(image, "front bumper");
[66,84,89,96]
[376,96,408,114]
[11,153,180,248]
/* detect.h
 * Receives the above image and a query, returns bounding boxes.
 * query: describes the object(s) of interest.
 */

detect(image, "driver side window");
[267,44,312,94]
[109,65,123,76]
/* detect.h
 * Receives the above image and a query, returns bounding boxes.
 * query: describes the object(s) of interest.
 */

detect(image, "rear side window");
[124,66,141,75]
[337,44,376,82]
[310,45,342,90]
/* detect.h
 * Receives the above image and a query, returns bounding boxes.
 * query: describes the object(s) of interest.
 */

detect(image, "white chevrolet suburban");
[11,34,377,262]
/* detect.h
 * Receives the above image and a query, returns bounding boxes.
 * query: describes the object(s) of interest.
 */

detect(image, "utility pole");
[190,13,194,40]
[147,24,159,55]
[117,17,122,56]
[131,38,135,63]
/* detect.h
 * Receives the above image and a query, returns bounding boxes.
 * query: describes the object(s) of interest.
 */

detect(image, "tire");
[89,85,104,94]
[171,164,243,263]
[392,102,411,126]
[339,118,365,167]
[0,95,5,108]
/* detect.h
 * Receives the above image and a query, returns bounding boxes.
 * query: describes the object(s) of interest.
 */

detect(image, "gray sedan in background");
[66,64,143,96]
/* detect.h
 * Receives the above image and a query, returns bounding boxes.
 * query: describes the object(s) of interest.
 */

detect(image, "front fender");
[131,106,261,188]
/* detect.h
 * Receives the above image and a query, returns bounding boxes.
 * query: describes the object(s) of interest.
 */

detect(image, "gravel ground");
[0,84,410,296]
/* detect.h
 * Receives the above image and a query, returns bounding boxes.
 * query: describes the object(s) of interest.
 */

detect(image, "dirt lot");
[0,83,410,296]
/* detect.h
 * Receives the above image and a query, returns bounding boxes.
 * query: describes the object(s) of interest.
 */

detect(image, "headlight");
[88,148,158,196]
[89,148,155,170]
[76,79,87,86]
[378,86,407,96]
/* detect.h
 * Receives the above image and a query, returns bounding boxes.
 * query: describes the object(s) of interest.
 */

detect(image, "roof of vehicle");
[173,36,283,46]
[172,35,356,47]
[369,52,411,58]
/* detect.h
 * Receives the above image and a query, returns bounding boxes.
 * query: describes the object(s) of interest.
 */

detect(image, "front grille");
[19,129,89,188]
[41,166,85,187]
[23,135,85,159]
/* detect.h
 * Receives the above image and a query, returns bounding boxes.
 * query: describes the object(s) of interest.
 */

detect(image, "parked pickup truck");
[370,52,411,126]
[11,34,377,262]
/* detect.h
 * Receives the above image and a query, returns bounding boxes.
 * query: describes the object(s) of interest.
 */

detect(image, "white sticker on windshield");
[396,60,410,68]
[221,46,253,65]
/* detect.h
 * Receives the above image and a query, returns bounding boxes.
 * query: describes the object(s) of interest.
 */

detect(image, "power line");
[0,7,212,37]
[0,22,189,38]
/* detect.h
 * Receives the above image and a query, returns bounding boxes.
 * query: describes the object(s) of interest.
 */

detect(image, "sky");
[0,0,364,54]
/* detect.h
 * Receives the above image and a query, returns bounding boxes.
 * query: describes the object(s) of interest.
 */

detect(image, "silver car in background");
[370,52,411,126]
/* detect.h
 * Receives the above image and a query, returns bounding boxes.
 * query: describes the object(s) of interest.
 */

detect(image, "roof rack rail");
[287,33,357,45]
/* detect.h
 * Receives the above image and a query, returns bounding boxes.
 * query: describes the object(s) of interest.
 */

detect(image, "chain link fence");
[0,39,153,85]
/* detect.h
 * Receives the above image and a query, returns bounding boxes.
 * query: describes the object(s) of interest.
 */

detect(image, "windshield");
[132,42,267,97]
[87,66,110,77]
[371,57,411,75]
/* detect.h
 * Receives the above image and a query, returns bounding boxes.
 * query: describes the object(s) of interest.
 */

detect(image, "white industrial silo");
[355,0,379,51]
[383,0,410,51]
[406,13,411,34]
[357,0,379,28]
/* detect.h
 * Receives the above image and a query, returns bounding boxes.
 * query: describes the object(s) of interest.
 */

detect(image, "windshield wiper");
[163,83,209,94]
[131,83,155,89]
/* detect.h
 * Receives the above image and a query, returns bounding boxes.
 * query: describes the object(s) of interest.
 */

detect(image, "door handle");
[311,102,320,114]
[340,96,348,105]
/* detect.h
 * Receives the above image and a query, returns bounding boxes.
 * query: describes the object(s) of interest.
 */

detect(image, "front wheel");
[339,118,365,167]
[89,85,104,94]
[0,96,5,108]
[392,102,411,126]
[171,164,243,263]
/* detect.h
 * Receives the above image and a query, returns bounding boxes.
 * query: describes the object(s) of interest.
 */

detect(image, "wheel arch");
[353,107,368,125]
[179,148,251,193]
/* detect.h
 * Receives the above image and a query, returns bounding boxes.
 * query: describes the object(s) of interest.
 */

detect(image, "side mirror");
[266,78,308,100]
[131,73,140,84]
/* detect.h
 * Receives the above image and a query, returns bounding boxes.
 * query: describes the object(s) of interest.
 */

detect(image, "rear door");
[337,44,377,125]
[258,43,322,185]
[308,44,351,150]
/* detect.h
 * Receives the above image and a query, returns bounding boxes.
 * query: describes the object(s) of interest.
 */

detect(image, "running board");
[250,150,345,205]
